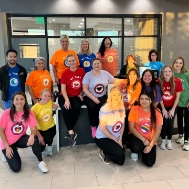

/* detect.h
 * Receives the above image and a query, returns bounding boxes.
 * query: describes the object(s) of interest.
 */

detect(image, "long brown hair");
[172,56,187,74]
[160,66,175,95]
[126,68,140,91]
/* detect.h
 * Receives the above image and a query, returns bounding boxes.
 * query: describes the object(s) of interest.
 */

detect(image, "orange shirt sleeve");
[133,82,142,100]
[25,71,34,87]
[155,110,163,126]
[128,106,138,122]
[50,51,58,66]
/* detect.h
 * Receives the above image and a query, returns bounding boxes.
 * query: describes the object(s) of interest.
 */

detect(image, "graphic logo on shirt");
[10,78,18,87]
[179,78,185,89]
[112,121,122,133]
[107,56,114,62]
[94,84,104,94]
[140,122,151,134]
[84,61,90,67]
[43,79,49,86]
[11,123,24,135]
[162,91,173,101]
[43,113,51,122]
[64,59,69,67]
[72,80,81,89]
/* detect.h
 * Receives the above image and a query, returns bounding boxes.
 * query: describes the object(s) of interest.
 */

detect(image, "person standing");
[0,49,27,109]
[50,34,80,92]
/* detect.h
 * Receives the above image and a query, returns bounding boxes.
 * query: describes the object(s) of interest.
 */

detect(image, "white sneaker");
[1,154,7,162]
[167,140,173,150]
[131,153,138,161]
[183,142,189,151]
[160,139,166,150]
[46,146,52,156]
[176,135,184,144]
[38,161,48,173]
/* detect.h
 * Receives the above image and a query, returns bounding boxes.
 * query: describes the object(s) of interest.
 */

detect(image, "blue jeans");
[2,100,12,109]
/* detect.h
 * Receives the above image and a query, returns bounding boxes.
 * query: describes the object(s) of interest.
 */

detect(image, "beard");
[8,60,16,65]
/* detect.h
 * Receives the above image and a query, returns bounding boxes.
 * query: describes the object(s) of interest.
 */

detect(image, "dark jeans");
[83,95,107,126]
[95,137,125,165]
[2,134,43,173]
[161,107,177,140]
[38,126,56,152]
[129,134,156,167]
[58,95,82,131]
[177,106,189,141]
[57,79,61,93]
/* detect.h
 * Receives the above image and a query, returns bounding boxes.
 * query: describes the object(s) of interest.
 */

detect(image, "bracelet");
[6,146,10,149]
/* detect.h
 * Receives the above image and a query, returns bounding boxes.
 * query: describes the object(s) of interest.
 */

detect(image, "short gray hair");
[34,57,45,63]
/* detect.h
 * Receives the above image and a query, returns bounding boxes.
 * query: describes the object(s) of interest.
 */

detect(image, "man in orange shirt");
[50,34,79,92]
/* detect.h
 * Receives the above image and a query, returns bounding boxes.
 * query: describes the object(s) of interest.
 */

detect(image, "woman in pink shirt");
[0,92,48,173]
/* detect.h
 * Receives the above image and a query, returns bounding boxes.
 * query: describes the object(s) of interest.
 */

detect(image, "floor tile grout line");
[3,180,7,189]
[175,165,187,178]
[50,175,53,189]
[165,179,174,189]
[95,172,100,186]
[136,168,145,182]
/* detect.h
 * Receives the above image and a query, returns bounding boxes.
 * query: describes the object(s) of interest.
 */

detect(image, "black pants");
[177,106,189,141]
[32,98,39,105]
[83,95,107,126]
[161,107,177,140]
[2,135,43,173]
[58,95,82,131]
[95,137,125,165]
[122,109,130,144]
[57,79,61,93]
[38,126,56,152]
[129,134,156,167]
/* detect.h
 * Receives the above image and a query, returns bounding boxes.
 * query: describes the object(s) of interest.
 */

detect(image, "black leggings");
[129,134,156,167]
[38,126,56,152]
[177,106,189,141]
[2,134,43,173]
[161,107,177,140]
[83,95,107,126]
[95,137,125,165]
[58,95,82,131]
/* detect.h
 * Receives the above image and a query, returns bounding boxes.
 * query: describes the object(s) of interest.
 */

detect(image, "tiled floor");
[0,106,189,188]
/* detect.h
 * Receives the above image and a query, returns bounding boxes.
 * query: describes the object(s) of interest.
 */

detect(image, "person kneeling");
[128,90,163,167]
[0,92,48,173]
[95,86,125,165]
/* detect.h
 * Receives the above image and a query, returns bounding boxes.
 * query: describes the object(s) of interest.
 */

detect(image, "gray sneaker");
[1,154,7,162]
[176,135,184,144]
[67,133,77,147]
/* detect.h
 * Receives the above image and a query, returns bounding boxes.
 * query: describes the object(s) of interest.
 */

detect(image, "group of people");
[0,34,188,173]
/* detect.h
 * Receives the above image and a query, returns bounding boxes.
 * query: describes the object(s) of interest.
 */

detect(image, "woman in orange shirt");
[50,34,79,92]
[128,90,163,167]
[97,37,118,77]
[26,57,53,105]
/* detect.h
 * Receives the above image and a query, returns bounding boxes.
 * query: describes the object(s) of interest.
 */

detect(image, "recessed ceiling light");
[82,18,84,21]
[80,23,83,25]
[52,19,55,21]
[78,26,82,27]
[126,20,130,22]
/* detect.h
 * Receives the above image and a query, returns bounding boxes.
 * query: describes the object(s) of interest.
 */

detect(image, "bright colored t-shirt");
[174,72,189,107]
[61,68,85,97]
[128,106,163,142]
[96,104,126,140]
[144,61,164,77]
[145,85,162,102]
[8,64,22,100]
[0,109,37,150]
[78,53,96,73]
[31,99,55,131]
[160,78,183,107]
[50,49,80,79]
[97,48,118,76]
[82,70,114,98]
[26,70,53,99]
[115,79,142,108]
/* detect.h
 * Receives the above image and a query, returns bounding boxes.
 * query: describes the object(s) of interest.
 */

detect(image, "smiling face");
[13,94,26,110]
[151,52,158,62]
[128,71,138,84]
[163,67,172,80]
[35,59,45,70]
[92,59,101,71]
[40,91,51,104]
[67,56,76,69]
[127,56,135,65]
[104,38,111,49]
[143,71,152,85]
[173,59,183,72]
[140,94,152,108]
[111,89,122,104]
[81,41,89,52]
[60,37,69,50]
[6,52,17,66]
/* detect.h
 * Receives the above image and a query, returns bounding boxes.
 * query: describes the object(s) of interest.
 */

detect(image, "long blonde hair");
[172,56,187,74]
[160,66,175,95]
[78,39,92,55]
[107,86,124,117]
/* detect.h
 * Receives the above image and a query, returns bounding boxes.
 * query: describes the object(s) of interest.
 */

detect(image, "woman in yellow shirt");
[31,89,58,156]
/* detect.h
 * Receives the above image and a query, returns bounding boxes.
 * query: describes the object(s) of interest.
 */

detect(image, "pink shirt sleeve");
[26,111,37,128]
[0,110,10,129]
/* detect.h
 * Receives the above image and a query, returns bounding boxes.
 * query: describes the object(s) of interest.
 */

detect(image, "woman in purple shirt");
[141,69,162,107]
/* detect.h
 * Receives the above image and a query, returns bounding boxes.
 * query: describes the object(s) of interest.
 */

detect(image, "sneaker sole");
[38,165,48,173]
[71,133,77,147]
[98,153,111,164]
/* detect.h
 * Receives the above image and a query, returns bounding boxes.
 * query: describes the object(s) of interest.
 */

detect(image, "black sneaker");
[67,133,77,147]
[99,150,112,164]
